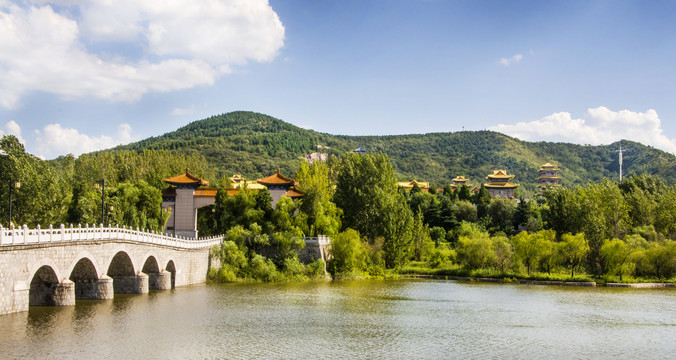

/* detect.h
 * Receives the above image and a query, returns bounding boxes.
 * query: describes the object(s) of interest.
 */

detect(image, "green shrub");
[246,254,280,282]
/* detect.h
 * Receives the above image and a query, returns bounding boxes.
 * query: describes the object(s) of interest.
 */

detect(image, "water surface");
[0,280,674,359]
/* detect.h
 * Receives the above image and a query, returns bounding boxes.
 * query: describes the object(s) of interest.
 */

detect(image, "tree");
[492,235,513,272]
[455,200,477,223]
[558,233,589,278]
[327,229,368,277]
[600,239,635,281]
[457,233,495,269]
[457,184,471,201]
[512,231,548,276]
[486,197,517,234]
[334,153,399,240]
[411,211,434,261]
[474,184,491,218]
[334,153,415,267]
[295,160,341,236]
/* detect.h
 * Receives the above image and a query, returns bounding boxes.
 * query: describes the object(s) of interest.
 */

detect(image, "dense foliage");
[3,109,676,283]
[114,111,676,196]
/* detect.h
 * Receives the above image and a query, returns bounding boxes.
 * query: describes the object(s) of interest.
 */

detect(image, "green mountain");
[116,111,676,193]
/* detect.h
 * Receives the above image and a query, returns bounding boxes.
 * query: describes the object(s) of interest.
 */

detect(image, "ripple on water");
[0,280,674,359]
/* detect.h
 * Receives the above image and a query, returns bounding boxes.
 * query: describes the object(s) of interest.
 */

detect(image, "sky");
[2,0,676,159]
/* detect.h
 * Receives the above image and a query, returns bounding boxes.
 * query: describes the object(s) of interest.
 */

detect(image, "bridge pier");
[29,279,75,306]
[74,275,114,300]
[112,273,149,294]
[149,271,172,290]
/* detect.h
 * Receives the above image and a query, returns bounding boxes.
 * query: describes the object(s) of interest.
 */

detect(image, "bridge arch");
[141,254,161,274]
[69,257,110,300]
[107,251,136,277]
[66,251,102,278]
[27,258,64,284]
[166,260,177,288]
[107,251,148,294]
[142,255,172,290]
[28,262,74,306]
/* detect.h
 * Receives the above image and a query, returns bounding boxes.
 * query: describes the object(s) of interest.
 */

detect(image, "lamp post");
[8,179,20,229]
[94,179,105,225]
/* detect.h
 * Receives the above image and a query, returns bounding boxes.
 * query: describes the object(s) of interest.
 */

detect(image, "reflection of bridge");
[0,224,221,315]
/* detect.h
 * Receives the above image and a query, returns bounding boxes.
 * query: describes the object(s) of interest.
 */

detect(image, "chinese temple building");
[257,169,304,207]
[161,169,216,238]
[451,176,470,189]
[484,170,519,199]
[537,162,561,195]
[397,180,430,192]
[229,174,267,190]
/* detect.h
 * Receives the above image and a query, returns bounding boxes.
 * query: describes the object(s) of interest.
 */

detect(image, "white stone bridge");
[0,224,221,316]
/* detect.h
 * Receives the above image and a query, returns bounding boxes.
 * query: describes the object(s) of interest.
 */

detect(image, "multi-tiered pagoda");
[485,170,519,199]
[537,162,561,195]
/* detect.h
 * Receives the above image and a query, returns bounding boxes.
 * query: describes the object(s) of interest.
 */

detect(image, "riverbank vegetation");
[1,134,675,284]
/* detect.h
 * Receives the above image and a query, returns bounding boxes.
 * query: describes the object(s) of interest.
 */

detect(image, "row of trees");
[2,133,674,281]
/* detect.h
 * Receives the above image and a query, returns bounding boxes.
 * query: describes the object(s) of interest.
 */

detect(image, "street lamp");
[94,179,105,225]
[8,179,20,229]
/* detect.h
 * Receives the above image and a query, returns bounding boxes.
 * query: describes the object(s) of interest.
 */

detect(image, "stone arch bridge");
[0,224,221,316]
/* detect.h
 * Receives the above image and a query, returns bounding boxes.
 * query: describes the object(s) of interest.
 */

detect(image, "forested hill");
[114,111,676,192]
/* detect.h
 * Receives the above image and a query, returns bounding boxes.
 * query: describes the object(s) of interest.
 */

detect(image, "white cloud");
[0,1,285,109]
[171,106,195,116]
[489,106,676,154]
[0,120,25,144]
[34,123,136,158]
[499,53,523,66]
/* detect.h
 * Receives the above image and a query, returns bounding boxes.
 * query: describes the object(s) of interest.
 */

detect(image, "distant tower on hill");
[537,162,561,195]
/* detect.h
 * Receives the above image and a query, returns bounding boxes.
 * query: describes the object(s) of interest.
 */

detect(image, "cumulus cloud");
[489,106,676,154]
[0,120,24,143]
[0,1,285,109]
[499,53,523,66]
[34,123,136,158]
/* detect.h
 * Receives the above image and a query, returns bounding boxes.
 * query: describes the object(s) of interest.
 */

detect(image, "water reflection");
[1,280,674,359]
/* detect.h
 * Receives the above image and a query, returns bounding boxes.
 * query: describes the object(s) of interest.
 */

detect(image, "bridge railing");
[302,235,331,245]
[0,224,223,249]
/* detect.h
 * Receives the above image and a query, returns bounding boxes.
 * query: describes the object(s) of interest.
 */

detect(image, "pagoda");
[537,162,561,195]
[484,170,519,199]
[451,176,470,189]
[162,169,216,238]
[257,169,303,207]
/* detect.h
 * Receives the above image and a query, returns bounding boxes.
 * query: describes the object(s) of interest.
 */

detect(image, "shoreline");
[402,274,676,288]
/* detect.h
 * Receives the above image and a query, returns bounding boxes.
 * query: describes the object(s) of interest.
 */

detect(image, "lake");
[0,279,674,359]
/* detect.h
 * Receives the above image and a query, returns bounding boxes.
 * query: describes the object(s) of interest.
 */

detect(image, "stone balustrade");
[0,224,222,249]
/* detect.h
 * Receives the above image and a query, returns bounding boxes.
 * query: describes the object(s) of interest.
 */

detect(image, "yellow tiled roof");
[163,169,209,187]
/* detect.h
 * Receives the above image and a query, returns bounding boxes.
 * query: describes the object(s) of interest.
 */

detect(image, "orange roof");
[164,169,209,187]
[485,170,515,180]
[539,162,560,171]
[225,188,241,196]
[257,169,295,186]
[285,188,304,198]
[194,188,218,197]
[485,182,520,189]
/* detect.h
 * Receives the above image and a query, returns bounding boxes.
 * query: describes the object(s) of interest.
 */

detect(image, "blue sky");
[1,0,676,158]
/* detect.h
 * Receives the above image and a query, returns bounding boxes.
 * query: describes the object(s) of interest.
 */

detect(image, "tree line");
[2,134,674,282]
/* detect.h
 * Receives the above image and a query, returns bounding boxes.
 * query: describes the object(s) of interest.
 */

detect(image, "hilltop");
[115,111,676,193]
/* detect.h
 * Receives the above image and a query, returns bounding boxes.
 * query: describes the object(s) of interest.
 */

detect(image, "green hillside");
[115,111,676,193]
